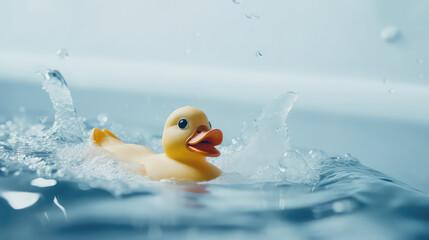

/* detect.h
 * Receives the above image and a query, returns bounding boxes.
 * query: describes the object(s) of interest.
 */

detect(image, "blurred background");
[0,0,428,192]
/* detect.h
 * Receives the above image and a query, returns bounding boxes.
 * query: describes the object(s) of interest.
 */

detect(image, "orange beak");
[186,126,223,157]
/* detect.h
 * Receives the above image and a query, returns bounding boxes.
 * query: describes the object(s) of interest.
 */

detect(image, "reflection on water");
[1,191,40,210]
[31,177,57,188]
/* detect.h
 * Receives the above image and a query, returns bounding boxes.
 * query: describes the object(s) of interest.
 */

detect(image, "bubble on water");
[56,48,69,59]
[232,0,241,4]
[380,26,401,43]
[389,88,395,94]
[245,13,260,19]
[18,106,26,113]
[97,113,108,126]
[255,50,263,57]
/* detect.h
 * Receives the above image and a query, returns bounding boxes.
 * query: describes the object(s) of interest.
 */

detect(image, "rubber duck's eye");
[178,118,188,129]
[209,121,212,129]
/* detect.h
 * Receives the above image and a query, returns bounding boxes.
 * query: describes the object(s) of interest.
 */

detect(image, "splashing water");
[42,70,86,142]
[0,70,150,195]
[213,92,321,184]
[0,70,412,193]
[1,70,429,240]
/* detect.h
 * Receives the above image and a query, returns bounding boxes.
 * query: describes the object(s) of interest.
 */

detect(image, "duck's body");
[90,106,223,182]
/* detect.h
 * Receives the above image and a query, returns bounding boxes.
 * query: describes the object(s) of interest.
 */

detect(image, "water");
[0,71,428,239]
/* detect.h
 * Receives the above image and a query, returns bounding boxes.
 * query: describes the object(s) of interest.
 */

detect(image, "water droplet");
[255,50,263,57]
[245,13,260,20]
[40,116,48,123]
[232,0,241,4]
[18,106,26,113]
[56,48,69,59]
[389,88,395,94]
[380,26,401,43]
[97,113,108,126]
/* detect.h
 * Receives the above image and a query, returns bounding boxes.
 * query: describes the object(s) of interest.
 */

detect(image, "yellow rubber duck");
[90,106,223,182]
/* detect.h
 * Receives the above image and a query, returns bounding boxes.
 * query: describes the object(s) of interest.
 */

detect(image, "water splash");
[214,92,299,182]
[0,70,150,195]
[42,70,86,142]
[0,71,396,196]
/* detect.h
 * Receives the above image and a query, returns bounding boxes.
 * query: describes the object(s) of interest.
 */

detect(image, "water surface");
[0,71,428,240]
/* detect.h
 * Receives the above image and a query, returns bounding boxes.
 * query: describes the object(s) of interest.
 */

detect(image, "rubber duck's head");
[162,106,223,161]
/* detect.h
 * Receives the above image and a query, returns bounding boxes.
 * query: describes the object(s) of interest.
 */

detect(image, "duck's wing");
[90,128,122,147]
[90,128,155,160]
[102,129,120,140]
